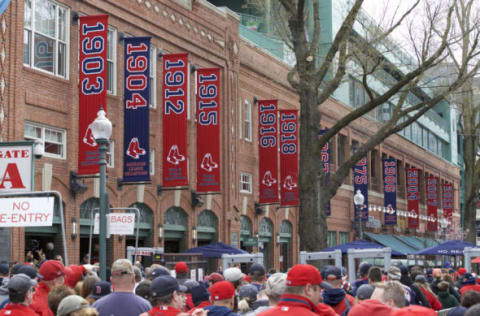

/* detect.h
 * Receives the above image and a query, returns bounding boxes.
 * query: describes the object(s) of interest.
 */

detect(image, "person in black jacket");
[399,266,430,307]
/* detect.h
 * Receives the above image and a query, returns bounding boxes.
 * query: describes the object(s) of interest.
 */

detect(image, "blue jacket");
[203,305,239,316]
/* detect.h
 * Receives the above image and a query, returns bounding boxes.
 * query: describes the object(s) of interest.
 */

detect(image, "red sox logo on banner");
[279,110,299,206]
[426,176,438,232]
[407,168,419,228]
[258,100,279,204]
[78,15,108,175]
[442,183,453,222]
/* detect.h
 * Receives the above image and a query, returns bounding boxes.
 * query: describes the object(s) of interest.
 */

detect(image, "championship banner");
[196,68,220,192]
[353,156,368,222]
[407,168,419,228]
[78,15,108,175]
[443,183,454,222]
[162,53,189,187]
[382,158,397,225]
[123,37,151,182]
[258,100,279,204]
[426,176,438,232]
[318,129,331,215]
[279,110,299,206]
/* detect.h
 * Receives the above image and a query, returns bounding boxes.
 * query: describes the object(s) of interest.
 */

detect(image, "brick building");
[0,0,461,270]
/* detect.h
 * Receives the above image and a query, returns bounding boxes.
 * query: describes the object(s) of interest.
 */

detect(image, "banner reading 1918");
[318,129,331,215]
[383,158,397,225]
[258,100,278,204]
[279,110,299,206]
[162,53,189,188]
[196,68,221,193]
[443,183,453,222]
[123,37,150,182]
[407,168,419,228]
[426,176,438,232]
[78,15,108,175]
[353,157,368,222]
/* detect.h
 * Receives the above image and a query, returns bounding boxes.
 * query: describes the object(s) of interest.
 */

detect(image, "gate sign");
[94,213,135,235]
[0,143,34,192]
[0,197,54,227]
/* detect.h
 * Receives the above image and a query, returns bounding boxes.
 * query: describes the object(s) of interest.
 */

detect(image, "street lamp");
[90,107,112,280]
[439,218,449,241]
[354,190,365,240]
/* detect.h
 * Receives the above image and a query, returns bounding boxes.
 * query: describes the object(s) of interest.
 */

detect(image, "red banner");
[443,183,454,222]
[407,168,419,228]
[162,53,189,187]
[279,110,299,206]
[196,68,220,192]
[258,100,278,204]
[78,15,108,175]
[426,176,438,232]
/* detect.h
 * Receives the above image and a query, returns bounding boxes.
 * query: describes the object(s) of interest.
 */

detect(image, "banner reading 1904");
[78,15,108,175]
[258,100,278,204]
[279,110,299,206]
[123,37,150,182]
[162,53,189,188]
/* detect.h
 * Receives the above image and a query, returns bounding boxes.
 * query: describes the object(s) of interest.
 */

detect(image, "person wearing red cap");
[30,260,66,316]
[203,281,239,316]
[174,262,190,286]
[257,264,336,316]
[206,273,224,287]
[390,304,437,316]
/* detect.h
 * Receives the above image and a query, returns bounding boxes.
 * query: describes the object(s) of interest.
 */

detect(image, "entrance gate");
[347,248,392,283]
[221,253,264,271]
[299,250,342,267]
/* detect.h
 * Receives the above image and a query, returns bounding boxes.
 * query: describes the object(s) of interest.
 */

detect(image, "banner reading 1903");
[123,37,150,182]
[196,68,221,193]
[258,100,278,204]
[162,53,189,188]
[407,168,419,228]
[279,110,298,206]
[78,15,108,175]
[383,158,397,225]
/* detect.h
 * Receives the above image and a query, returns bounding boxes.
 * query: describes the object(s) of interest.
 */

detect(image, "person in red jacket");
[0,273,39,316]
[414,275,442,311]
[29,260,65,316]
[257,264,337,316]
[460,273,480,296]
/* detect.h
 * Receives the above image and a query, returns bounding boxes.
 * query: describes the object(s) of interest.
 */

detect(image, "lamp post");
[439,218,449,241]
[354,190,365,240]
[90,108,112,280]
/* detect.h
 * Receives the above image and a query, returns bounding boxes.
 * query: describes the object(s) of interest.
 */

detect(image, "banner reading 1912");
[162,53,189,188]
[123,37,150,182]
[426,176,438,232]
[383,158,397,225]
[78,15,108,175]
[196,68,220,193]
[258,100,278,204]
[407,168,419,228]
[279,110,299,206]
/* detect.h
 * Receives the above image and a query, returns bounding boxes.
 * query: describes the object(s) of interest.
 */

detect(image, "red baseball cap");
[286,264,322,286]
[206,272,224,283]
[64,265,86,288]
[209,281,235,300]
[38,260,65,281]
[175,262,189,274]
[458,267,467,276]
[391,305,437,316]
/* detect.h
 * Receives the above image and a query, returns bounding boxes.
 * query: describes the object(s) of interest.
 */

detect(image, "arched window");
[240,215,252,236]
[259,217,273,238]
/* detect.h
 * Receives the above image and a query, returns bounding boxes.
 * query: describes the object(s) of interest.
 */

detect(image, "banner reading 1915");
[196,68,220,193]
[407,168,419,228]
[258,100,278,204]
[353,157,368,222]
[383,158,397,225]
[123,37,151,182]
[279,110,298,206]
[426,176,438,232]
[162,53,189,188]
[318,129,330,215]
[78,15,108,175]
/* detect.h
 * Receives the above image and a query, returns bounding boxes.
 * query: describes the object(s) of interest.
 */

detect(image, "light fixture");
[33,139,44,159]
[71,217,77,240]
[276,233,281,244]
[192,227,197,241]
[158,224,163,241]
[70,171,88,195]
[191,191,204,208]
[91,107,113,141]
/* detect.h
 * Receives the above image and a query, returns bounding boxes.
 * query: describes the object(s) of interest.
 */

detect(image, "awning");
[394,236,426,250]
[365,232,418,255]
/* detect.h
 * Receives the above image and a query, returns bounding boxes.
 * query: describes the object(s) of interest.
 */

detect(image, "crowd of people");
[1,257,480,315]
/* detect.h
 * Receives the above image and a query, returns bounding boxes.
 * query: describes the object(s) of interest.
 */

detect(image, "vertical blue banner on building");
[383,158,397,225]
[123,37,151,182]
[353,157,368,222]
[318,129,331,215]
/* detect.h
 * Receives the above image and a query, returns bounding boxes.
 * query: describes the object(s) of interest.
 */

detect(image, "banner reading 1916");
[353,157,368,222]
[383,158,397,225]
[196,68,220,193]
[318,129,330,215]
[123,37,151,182]
[279,110,299,206]
[258,100,278,204]
[162,53,189,188]
[407,168,419,228]
[78,15,108,175]
[426,176,438,232]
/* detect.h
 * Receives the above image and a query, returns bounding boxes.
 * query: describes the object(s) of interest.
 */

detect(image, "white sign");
[0,144,34,192]
[94,213,135,236]
[0,197,54,227]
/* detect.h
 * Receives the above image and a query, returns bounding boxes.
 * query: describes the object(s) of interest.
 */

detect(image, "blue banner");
[353,156,368,222]
[123,37,151,182]
[318,129,331,216]
[383,158,397,225]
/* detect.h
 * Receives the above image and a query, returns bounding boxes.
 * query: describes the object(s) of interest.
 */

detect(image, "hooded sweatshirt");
[322,288,352,315]
[437,290,459,309]
[203,305,239,316]
[0,278,9,307]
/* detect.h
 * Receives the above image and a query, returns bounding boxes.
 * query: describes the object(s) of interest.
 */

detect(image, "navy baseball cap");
[18,265,39,280]
[150,267,170,279]
[249,263,265,275]
[0,264,8,275]
[89,281,111,299]
[151,275,179,297]
[324,266,342,280]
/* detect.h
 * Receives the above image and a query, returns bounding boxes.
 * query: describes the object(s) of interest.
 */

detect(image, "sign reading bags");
[123,37,151,182]
[426,176,438,232]
[443,183,453,222]
[196,68,221,192]
[162,53,189,187]
[279,110,299,206]
[353,157,368,222]
[407,168,419,228]
[382,158,397,225]
[258,100,278,204]
[318,129,330,215]
[78,15,108,175]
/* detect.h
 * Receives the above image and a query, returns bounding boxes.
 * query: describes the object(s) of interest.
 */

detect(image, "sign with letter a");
[0,142,34,192]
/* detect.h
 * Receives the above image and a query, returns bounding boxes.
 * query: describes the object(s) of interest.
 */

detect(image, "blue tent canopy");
[412,240,475,256]
[182,242,248,258]
[322,240,403,256]
[0,0,11,16]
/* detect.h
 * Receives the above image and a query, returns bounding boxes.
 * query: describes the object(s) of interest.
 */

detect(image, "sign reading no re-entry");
[0,197,54,227]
